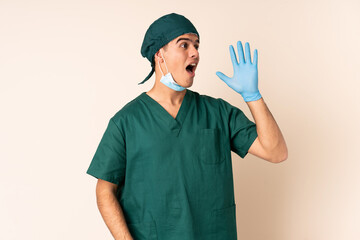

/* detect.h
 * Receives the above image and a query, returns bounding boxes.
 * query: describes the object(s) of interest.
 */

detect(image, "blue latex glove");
[216,41,262,102]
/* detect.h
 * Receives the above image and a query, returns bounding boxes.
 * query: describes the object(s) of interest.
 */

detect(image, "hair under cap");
[138,13,200,85]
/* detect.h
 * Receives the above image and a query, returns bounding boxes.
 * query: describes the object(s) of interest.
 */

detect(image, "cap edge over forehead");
[141,13,200,59]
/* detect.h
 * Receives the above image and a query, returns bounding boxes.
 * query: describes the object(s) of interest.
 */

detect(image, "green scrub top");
[86,89,258,240]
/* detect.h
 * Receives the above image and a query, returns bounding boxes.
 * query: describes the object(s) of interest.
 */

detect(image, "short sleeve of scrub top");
[86,118,126,185]
[86,89,258,240]
[217,98,258,158]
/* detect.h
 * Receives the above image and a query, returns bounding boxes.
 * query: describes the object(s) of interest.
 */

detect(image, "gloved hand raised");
[216,41,262,102]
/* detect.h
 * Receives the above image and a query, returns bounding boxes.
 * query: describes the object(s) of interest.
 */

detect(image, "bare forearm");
[97,191,133,240]
[246,97,288,161]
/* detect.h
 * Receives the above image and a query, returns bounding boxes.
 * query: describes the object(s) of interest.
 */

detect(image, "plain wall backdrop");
[1,0,359,239]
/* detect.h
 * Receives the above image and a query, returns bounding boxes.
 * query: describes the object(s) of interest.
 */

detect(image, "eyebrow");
[176,37,200,45]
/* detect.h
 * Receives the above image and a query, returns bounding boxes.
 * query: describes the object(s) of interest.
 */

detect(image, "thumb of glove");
[216,71,231,85]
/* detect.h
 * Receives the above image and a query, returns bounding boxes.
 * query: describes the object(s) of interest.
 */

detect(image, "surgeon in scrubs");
[87,13,288,240]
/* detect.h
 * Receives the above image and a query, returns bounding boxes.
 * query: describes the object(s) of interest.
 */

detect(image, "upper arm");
[247,137,273,162]
[87,118,127,185]
[96,179,118,196]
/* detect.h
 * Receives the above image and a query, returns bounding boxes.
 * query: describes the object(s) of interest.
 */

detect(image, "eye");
[180,42,199,50]
[181,42,188,48]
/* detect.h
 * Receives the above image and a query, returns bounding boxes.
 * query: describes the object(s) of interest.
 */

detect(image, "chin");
[183,80,193,88]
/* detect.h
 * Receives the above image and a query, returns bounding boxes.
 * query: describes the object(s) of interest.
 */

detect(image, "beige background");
[1,0,359,239]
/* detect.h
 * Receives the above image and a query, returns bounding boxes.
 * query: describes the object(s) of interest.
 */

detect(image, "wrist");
[241,91,262,102]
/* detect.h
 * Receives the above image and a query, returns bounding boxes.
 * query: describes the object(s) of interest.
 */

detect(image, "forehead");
[171,33,200,45]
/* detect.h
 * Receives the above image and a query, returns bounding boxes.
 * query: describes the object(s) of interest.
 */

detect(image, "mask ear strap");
[158,58,164,76]
[160,49,169,74]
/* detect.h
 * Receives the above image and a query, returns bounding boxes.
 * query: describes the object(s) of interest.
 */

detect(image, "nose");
[189,45,199,59]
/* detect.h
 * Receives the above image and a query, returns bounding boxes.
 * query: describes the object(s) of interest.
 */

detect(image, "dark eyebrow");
[176,38,200,45]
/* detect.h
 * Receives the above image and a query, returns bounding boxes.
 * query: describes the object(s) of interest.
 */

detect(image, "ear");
[154,50,162,63]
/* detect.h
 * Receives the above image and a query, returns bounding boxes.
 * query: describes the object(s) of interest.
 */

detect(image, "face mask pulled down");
[158,49,186,91]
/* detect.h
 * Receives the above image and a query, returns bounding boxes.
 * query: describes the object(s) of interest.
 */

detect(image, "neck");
[146,74,187,105]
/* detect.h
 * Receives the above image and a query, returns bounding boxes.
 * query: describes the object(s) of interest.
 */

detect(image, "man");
[87,13,288,240]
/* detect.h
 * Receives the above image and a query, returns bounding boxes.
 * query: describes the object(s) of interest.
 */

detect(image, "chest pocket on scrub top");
[199,128,225,164]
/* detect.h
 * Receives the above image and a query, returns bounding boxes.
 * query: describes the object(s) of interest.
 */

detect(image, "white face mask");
[158,49,186,91]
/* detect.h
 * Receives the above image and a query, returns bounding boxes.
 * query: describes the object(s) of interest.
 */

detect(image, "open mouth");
[185,64,196,75]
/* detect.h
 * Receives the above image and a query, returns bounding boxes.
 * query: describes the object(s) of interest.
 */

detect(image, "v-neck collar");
[139,89,192,135]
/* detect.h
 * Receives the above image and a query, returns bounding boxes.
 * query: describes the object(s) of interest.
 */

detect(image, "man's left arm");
[216,41,287,163]
[246,97,288,163]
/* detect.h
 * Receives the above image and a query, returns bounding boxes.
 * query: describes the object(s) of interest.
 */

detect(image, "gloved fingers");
[236,41,245,64]
[229,45,239,68]
[253,49,258,65]
[216,71,232,84]
[244,42,252,64]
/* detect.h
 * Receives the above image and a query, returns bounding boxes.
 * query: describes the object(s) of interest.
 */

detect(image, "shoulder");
[110,92,145,126]
[190,89,226,107]
[190,89,233,113]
